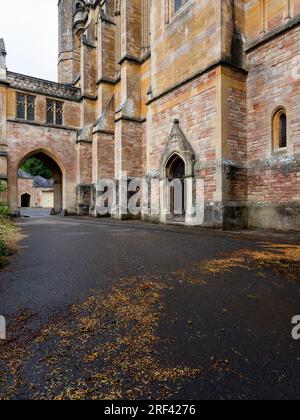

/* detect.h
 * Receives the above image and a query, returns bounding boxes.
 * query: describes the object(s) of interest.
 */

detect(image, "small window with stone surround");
[273,108,288,151]
[46,99,64,126]
[16,93,36,121]
[166,0,192,22]
[174,0,189,13]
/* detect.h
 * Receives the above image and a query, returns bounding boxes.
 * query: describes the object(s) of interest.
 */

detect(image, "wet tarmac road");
[0,216,300,400]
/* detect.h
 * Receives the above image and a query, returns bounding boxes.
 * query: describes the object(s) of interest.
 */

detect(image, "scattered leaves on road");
[1,235,299,400]
[173,242,300,284]
[201,243,300,282]
[0,277,201,400]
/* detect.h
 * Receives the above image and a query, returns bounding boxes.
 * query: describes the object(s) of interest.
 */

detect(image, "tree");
[21,157,52,179]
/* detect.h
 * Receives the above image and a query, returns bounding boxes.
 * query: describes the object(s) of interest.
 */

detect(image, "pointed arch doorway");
[21,193,31,208]
[159,120,196,225]
[18,151,63,215]
[165,154,186,222]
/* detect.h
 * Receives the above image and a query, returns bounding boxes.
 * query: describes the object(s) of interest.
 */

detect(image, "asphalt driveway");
[0,216,299,400]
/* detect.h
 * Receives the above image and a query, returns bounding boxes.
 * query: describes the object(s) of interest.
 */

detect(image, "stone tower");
[58,0,80,84]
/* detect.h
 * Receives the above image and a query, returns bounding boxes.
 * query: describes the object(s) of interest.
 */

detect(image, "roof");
[32,176,54,188]
[18,170,54,188]
[18,169,34,179]
[7,71,81,102]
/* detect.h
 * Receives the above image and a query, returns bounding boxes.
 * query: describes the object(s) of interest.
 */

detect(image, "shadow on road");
[20,208,52,218]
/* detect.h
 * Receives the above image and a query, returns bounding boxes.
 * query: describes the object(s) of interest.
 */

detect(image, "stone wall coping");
[7,71,81,102]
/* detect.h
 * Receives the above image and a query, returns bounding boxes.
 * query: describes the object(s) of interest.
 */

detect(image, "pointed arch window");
[46,99,64,126]
[16,93,36,121]
[273,109,288,150]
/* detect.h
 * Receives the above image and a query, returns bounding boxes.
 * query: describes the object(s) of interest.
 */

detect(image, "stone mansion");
[0,0,300,230]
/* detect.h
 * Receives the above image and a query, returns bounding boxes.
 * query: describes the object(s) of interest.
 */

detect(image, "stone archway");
[165,153,186,222]
[17,150,63,214]
[159,120,196,225]
[160,120,195,180]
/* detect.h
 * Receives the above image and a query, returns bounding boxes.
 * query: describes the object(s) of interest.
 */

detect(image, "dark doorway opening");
[21,193,31,208]
[166,154,186,222]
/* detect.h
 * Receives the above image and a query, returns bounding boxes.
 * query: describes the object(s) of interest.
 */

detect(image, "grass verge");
[0,216,21,268]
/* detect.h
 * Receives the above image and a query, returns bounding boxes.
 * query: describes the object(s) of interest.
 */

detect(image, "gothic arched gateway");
[18,151,63,214]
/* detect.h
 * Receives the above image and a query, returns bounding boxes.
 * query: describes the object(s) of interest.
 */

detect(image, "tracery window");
[46,99,64,126]
[16,94,36,121]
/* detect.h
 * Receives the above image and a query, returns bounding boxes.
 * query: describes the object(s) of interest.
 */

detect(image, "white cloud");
[0,0,58,81]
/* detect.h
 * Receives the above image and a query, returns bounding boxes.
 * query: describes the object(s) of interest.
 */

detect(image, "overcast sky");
[0,0,58,81]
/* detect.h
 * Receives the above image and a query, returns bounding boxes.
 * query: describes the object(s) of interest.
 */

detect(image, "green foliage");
[21,157,52,179]
[0,181,9,216]
[0,180,6,194]
[0,206,10,216]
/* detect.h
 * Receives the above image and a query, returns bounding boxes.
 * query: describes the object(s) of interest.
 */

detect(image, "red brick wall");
[92,132,115,181]
[247,27,300,204]
[248,165,300,203]
[115,120,144,178]
[148,71,218,203]
[226,70,247,164]
[247,28,300,160]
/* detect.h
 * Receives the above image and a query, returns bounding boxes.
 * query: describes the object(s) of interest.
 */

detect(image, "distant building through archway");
[17,153,60,212]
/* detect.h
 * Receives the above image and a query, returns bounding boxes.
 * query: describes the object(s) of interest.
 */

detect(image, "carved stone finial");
[0,38,7,80]
[73,0,89,37]
[0,38,6,55]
